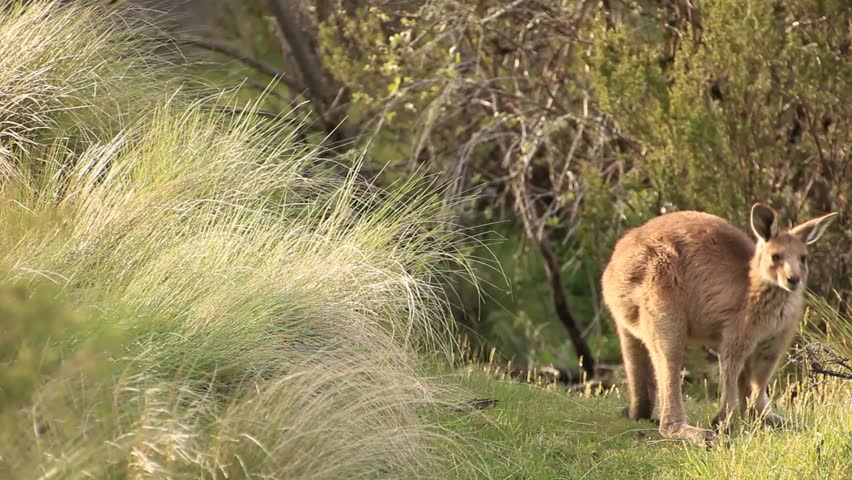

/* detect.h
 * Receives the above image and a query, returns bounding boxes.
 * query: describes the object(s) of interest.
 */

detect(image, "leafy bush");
[589,0,850,303]
[310,0,850,361]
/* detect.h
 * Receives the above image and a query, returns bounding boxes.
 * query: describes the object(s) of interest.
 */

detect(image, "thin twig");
[811,368,852,380]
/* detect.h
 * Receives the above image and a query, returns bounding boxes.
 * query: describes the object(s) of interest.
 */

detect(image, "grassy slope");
[2,3,849,479]
[0,2,469,478]
[430,369,850,480]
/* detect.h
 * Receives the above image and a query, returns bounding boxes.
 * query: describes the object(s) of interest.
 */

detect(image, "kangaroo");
[601,203,837,445]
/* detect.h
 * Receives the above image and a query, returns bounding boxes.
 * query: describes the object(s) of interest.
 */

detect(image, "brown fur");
[601,203,837,445]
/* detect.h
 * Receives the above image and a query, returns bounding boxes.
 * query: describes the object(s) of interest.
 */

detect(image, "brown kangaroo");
[601,203,837,445]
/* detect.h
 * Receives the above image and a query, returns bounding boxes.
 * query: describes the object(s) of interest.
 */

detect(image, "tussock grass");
[0,1,472,478]
[673,380,850,480]
[0,0,189,159]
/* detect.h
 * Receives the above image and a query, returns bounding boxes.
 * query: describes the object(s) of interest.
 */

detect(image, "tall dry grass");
[0,0,191,161]
[0,1,472,478]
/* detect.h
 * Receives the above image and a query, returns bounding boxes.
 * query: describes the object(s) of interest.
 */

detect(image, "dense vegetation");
[187,0,849,370]
[1,1,849,479]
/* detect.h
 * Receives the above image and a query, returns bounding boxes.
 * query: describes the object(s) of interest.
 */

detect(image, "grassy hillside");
[0,2,849,479]
[0,2,471,478]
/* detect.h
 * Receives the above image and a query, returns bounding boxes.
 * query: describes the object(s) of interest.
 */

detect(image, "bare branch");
[179,38,304,92]
[264,0,356,146]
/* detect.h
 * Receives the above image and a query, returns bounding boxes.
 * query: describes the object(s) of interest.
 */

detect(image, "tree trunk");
[537,236,596,378]
[510,166,597,379]
[265,0,355,147]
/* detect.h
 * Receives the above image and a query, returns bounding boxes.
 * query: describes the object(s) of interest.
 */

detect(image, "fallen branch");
[810,367,852,380]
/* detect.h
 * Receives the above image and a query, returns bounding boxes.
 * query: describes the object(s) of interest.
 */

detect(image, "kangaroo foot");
[622,405,655,422]
[760,411,785,428]
[660,422,716,446]
[711,409,735,432]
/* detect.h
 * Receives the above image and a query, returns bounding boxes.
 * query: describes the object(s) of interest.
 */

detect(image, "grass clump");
[0,0,190,158]
[0,1,469,478]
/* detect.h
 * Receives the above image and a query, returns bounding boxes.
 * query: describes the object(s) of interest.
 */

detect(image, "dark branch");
[178,38,304,92]
[265,0,336,104]
[538,236,596,377]
[811,368,852,380]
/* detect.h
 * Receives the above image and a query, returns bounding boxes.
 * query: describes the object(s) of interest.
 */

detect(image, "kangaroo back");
[602,210,754,343]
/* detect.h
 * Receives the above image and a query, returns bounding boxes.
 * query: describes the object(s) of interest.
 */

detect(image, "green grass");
[1,2,849,479]
[428,367,850,479]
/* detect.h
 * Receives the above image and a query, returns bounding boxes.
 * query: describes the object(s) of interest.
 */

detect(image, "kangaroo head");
[750,203,838,292]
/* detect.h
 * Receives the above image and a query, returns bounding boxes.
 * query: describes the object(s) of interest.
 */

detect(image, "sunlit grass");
[0,0,194,160]
[1,2,848,479]
[673,380,850,480]
[0,2,473,478]
[428,357,849,479]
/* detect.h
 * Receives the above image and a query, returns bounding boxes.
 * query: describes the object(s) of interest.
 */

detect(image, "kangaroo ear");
[751,203,778,243]
[790,212,839,245]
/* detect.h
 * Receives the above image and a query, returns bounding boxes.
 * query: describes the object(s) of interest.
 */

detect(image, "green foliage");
[311,0,852,363]
[672,382,851,480]
[0,285,122,409]
[453,224,621,368]
[589,0,850,299]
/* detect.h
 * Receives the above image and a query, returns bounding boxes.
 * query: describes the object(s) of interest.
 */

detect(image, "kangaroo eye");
[771,254,782,262]
[800,255,807,263]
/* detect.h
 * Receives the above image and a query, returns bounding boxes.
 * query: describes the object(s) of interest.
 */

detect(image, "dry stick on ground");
[786,342,852,383]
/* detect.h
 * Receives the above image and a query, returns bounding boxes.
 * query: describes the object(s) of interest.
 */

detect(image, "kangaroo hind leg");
[644,307,716,446]
[616,324,656,421]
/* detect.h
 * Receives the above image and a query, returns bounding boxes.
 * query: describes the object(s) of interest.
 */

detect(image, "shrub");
[590,0,850,304]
